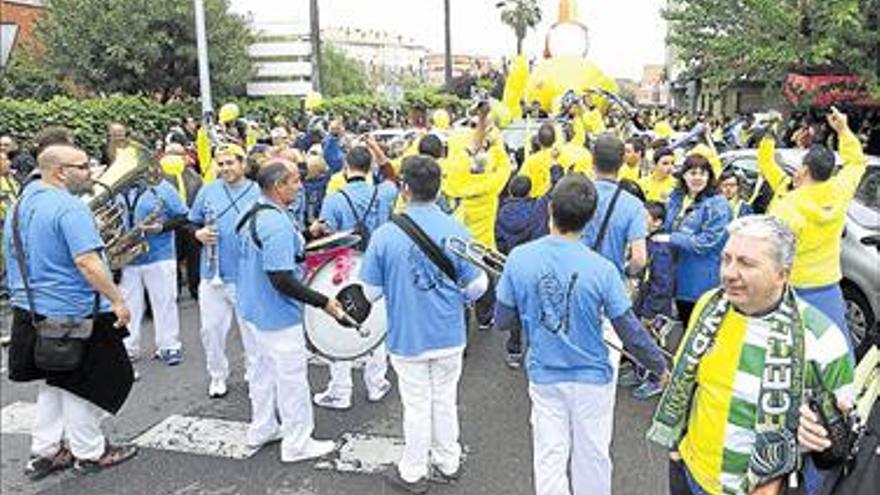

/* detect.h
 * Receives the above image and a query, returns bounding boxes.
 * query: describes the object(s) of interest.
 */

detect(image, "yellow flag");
[196,125,216,184]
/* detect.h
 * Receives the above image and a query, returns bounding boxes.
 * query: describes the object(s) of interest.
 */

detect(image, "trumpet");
[445,237,506,278]
[204,204,223,287]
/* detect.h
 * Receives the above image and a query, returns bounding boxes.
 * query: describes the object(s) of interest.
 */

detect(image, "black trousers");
[474,276,496,327]
[176,226,200,299]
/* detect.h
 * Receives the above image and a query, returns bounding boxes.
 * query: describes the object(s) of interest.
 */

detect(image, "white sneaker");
[367,380,392,402]
[247,430,281,449]
[208,378,227,398]
[280,439,335,463]
[313,390,351,410]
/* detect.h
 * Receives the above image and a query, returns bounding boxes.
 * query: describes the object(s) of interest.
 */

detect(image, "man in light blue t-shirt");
[235,160,347,464]
[4,143,137,477]
[187,144,259,398]
[360,155,488,492]
[496,174,667,495]
[118,174,188,366]
[309,145,398,410]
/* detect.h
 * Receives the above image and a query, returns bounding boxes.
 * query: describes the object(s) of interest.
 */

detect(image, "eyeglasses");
[62,161,90,171]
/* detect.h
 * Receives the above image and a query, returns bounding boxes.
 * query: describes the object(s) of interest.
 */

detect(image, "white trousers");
[324,345,388,399]
[390,350,464,482]
[529,381,616,495]
[120,259,181,355]
[246,322,315,458]
[31,384,105,461]
[198,280,256,382]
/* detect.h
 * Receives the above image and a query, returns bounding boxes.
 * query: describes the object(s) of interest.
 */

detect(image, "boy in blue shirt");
[626,201,676,400]
[495,174,668,495]
[361,155,488,492]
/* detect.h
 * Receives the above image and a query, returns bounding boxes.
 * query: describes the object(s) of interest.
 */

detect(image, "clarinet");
[204,203,223,287]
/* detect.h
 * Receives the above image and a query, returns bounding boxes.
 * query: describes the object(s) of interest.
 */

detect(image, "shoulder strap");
[391,213,457,282]
[340,186,379,227]
[11,198,37,323]
[234,202,277,250]
[593,183,624,250]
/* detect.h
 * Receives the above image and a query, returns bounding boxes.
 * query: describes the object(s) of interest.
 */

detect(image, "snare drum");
[302,250,386,361]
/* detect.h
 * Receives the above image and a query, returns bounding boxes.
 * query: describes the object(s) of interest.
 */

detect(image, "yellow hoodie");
[765,131,867,287]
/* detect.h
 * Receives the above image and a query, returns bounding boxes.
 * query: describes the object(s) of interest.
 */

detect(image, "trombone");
[445,237,506,278]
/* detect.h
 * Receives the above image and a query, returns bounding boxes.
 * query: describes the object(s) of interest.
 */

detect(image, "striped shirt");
[678,293,855,495]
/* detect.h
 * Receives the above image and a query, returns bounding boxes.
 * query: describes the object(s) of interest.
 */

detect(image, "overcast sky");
[229,0,667,80]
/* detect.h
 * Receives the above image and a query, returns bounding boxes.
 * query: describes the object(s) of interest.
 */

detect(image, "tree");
[664,0,880,94]
[35,0,254,101]
[320,43,372,98]
[497,0,543,55]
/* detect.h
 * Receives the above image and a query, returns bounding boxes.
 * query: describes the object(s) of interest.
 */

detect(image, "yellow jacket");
[443,143,512,248]
[757,137,794,212]
[767,131,867,287]
[639,173,677,202]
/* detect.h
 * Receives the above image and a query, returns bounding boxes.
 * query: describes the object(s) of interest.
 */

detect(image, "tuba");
[81,143,159,270]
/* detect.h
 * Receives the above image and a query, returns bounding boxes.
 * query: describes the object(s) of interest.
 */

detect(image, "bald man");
[4,143,138,479]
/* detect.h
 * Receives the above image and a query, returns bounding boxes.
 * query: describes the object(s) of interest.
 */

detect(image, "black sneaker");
[505,352,523,370]
[429,464,462,484]
[383,467,429,494]
[73,444,138,475]
[24,447,74,481]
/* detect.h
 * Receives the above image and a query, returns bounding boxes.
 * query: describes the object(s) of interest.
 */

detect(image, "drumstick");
[338,312,371,338]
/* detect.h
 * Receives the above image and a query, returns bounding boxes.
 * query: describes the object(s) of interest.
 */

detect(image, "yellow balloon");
[525,56,618,112]
[304,91,323,111]
[218,103,240,124]
[432,109,450,130]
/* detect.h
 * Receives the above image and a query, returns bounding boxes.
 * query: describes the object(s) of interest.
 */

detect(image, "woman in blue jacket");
[659,154,732,325]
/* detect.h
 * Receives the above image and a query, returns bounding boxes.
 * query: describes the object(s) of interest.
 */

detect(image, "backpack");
[339,186,379,252]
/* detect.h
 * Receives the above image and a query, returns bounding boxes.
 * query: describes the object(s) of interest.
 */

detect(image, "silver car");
[720,150,880,356]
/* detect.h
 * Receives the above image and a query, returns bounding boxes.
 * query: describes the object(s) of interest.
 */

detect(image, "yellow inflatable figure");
[525,56,618,114]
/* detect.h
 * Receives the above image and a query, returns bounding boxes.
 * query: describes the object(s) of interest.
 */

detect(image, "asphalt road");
[1,297,670,495]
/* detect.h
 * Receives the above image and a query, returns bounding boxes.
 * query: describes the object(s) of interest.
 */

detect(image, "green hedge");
[0,90,464,157]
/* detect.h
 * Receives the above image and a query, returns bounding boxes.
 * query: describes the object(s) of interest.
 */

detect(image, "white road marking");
[315,432,404,474]
[0,401,35,435]
[133,414,259,459]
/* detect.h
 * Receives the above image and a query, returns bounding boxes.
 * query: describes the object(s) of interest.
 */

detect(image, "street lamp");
[444,0,452,87]
[193,0,213,122]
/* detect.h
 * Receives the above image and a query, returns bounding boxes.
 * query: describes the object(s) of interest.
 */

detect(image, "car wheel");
[842,284,875,359]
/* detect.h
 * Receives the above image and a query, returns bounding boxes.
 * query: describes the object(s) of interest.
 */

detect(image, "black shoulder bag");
[390,213,457,283]
[11,196,97,372]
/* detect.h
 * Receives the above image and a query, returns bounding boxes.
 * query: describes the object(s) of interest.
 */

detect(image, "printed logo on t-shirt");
[408,243,448,292]
[538,271,578,334]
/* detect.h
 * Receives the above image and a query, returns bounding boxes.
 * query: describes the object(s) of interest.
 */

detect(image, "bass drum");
[303,249,386,361]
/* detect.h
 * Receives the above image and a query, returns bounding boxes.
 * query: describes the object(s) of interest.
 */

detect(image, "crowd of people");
[0,91,875,495]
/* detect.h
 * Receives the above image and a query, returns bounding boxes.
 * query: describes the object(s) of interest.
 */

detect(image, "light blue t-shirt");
[580,179,647,277]
[360,203,481,357]
[187,179,259,283]
[125,181,189,265]
[235,197,307,331]
[496,236,632,385]
[3,181,111,317]
[319,179,398,236]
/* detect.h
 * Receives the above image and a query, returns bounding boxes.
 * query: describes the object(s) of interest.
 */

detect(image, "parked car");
[720,149,880,357]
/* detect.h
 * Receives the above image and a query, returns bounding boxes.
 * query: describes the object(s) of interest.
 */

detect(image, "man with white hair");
[649,215,855,495]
